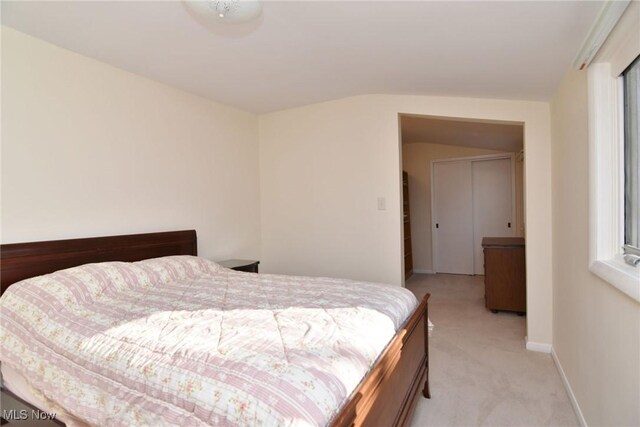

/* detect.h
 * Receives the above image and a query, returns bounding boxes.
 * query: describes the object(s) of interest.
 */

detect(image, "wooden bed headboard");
[0,230,197,295]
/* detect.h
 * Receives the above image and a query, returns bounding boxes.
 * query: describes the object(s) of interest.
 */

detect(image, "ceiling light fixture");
[183,0,262,25]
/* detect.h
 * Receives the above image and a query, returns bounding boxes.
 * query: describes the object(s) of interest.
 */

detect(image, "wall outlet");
[377,197,386,211]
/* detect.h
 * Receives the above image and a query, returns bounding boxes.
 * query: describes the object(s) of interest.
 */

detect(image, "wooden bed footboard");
[331,293,431,427]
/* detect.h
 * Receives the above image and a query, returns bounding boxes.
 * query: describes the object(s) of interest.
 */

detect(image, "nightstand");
[218,259,260,273]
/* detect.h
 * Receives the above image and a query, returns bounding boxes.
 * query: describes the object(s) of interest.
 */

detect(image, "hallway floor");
[407,274,578,426]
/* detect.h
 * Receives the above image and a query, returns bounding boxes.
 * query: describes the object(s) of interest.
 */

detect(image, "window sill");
[590,256,640,302]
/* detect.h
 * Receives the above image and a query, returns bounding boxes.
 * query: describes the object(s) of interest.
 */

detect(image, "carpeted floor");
[407,273,578,427]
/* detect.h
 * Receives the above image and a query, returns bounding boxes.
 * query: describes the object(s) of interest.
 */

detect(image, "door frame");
[431,152,517,274]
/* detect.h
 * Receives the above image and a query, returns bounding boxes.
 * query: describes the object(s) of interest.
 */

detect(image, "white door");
[472,158,514,274]
[433,161,474,274]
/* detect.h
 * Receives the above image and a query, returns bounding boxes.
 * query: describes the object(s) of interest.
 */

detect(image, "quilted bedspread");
[0,256,418,426]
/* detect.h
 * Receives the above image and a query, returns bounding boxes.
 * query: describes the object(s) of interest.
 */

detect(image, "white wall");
[402,142,521,273]
[551,66,640,427]
[260,94,552,345]
[1,27,261,260]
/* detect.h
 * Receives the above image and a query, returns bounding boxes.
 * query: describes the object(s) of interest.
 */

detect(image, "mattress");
[0,256,418,426]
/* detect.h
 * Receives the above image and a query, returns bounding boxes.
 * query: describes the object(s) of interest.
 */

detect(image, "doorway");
[432,154,516,275]
[399,114,525,280]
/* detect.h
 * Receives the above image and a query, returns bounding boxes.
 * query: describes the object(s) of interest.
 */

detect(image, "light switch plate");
[377,197,386,211]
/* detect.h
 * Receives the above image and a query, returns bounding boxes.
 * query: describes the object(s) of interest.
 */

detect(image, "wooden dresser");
[403,171,413,279]
[482,237,525,314]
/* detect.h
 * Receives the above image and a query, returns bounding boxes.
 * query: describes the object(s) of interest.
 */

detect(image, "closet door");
[433,161,474,274]
[472,158,514,274]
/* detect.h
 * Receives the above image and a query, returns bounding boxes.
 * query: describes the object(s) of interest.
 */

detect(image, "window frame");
[588,56,640,302]
[622,55,640,257]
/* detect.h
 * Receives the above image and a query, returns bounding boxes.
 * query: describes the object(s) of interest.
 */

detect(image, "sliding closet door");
[433,161,474,275]
[472,158,514,274]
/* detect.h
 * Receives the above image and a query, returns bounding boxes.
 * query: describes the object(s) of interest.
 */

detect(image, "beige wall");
[402,143,524,273]
[1,28,261,260]
[260,94,552,346]
[550,33,640,427]
[551,67,640,427]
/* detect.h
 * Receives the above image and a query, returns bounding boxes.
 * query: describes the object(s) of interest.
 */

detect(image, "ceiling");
[2,1,602,113]
[401,115,523,152]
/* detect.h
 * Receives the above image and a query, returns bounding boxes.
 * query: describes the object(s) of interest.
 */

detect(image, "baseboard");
[551,347,587,427]
[525,338,552,353]
[413,269,435,274]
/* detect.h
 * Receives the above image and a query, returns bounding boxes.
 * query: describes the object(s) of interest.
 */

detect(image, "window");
[623,55,640,258]
[587,47,640,301]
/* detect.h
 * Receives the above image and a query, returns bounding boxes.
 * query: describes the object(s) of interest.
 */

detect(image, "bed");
[0,230,430,426]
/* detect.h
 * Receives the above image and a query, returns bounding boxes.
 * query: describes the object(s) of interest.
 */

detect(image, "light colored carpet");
[407,274,578,427]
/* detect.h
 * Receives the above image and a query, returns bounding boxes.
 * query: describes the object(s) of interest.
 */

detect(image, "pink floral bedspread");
[0,256,417,426]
